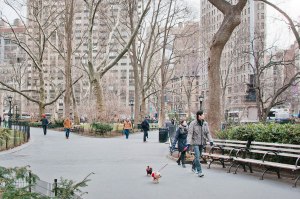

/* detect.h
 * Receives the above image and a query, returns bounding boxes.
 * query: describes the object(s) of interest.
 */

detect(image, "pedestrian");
[141,116,150,142]
[171,119,188,168]
[40,114,49,135]
[187,110,213,177]
[0,115,2,127]
[64,117,72,139]
[3,117,7,128]
[123,118,132,139]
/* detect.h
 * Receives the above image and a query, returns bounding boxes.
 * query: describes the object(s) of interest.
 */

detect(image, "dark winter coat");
[172,125,188,152]
[41,118,49,126]
[141,119,150,131]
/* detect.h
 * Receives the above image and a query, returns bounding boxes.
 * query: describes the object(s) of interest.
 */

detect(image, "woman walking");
[171,120,188,168]
[64,117,72,139]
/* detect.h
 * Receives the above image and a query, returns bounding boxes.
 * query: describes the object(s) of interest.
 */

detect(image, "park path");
[0,128,299,199]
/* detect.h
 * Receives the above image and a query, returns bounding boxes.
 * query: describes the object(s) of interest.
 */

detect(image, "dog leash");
[158,163,168,172]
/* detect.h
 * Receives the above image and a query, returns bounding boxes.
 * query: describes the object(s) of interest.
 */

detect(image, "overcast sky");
[1,0,299,48]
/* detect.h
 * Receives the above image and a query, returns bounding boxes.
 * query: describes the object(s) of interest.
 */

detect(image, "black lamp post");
[7,96,12,129]
[15,105,18,121]
[129,99,134,121]
[199,95,204,110]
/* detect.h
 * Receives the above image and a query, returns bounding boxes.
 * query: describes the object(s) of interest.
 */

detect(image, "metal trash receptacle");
[159,128,169,143]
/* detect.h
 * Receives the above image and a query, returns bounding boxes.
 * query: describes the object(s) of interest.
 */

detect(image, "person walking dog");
[171,119,188,168]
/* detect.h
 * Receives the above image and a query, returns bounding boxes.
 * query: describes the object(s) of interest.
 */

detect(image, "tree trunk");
[71,88,80,125]
[91,77,105,116]
[207,47,223,136]
[64,0,74,118]
[38,70,45,116]
[206,0,247,136]
[158,85,166,127]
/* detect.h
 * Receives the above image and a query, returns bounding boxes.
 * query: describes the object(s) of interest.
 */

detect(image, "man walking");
[141,116,150,142]
[187,110,213,177]
[64,117,72,139]
[40,114,49,135]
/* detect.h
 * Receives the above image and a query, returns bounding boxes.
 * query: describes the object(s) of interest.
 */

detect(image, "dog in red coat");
[151,171,161,183]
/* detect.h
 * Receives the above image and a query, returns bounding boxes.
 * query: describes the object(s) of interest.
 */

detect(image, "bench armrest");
[296,156,300,169]
[262,151,278,162]
[229,148,240,158]
[235,148,249,158]
[208,145,224,155]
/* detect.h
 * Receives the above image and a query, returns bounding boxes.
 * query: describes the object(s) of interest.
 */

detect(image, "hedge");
[90,122,113,134]
[216,123,300,144]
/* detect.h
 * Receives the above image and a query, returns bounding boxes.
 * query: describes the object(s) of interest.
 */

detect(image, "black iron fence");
[0,120,30,150]
[13,171,83,199]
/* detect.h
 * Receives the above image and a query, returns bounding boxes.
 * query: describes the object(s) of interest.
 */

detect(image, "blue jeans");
[65,128,70,138]
[193,145,204,173]
[124,129,130,139]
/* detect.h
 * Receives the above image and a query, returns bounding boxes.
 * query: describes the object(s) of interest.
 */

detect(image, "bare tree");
[206,0,247,135]
[81,0,150,119]
[256,0,300,48]
[244,36,299,121]
[0,0,79,116]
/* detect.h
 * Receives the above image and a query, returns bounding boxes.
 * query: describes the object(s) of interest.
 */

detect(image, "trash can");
[159,128,169,143]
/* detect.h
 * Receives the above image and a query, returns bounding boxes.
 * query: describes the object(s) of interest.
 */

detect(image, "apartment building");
[25,0,142,118]
[0,19,26,116]
[199,0,266,122]
[167,22,201,118]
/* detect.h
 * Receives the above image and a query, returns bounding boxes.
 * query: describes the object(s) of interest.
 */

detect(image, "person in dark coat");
[141,116,150,142]
[40,114,49,135]
[171,120,188,168]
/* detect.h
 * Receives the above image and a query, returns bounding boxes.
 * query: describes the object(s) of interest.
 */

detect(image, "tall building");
[0,19,26,116]
[199,0,266,122]
[25,0,142,118]
[167,22,201,118]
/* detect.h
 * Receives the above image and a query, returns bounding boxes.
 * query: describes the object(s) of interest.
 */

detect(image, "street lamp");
[199,95,204,110]
[7,96,12,129]
[129,99,134,121]
[15,105,18,121]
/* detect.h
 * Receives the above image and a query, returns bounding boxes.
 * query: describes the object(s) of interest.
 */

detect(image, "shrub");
[90,123,113,134]
[216,123,300,144]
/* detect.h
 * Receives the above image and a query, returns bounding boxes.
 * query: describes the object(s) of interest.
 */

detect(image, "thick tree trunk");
[206,0,247,136]
[92,78,105,116]
[64,0,74,118]
[207,47,223,136]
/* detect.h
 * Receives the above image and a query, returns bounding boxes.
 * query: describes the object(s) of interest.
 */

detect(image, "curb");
[0,137,34,155]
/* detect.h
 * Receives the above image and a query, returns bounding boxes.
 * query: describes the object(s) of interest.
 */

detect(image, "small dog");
[146,166,152,176]
[151,171,161,183]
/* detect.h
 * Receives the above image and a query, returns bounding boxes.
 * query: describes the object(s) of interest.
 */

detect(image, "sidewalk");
[0,128,299,199]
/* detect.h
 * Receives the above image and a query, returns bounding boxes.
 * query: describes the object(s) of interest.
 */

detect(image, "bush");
[216,123,300,144]
[28,122,41,127]
[49,119,64,128]
[90,123,113,134]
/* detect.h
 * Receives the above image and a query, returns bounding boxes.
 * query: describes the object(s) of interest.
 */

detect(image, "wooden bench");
[202,139,249,169]
[229,141,300,187]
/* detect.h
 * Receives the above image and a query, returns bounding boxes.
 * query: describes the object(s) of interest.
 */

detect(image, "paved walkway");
[0,128,299,199]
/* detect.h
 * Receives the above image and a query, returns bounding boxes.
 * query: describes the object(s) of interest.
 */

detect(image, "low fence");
[0,120,30,151]
[14,171,82,199]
